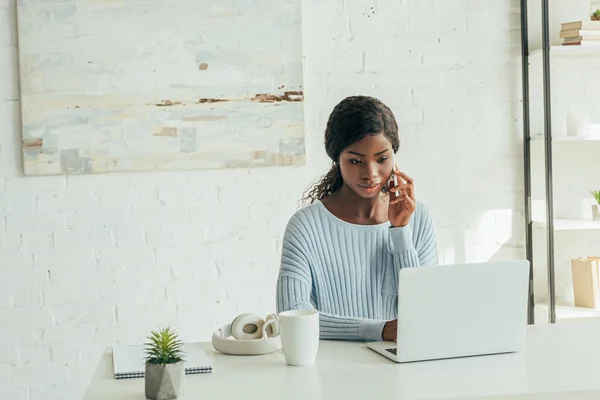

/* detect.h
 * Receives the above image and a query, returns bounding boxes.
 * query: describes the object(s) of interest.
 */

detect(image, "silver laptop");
[367,260,530,363]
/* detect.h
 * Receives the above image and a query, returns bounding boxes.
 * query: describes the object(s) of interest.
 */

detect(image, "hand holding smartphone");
[388,164,405,197]
[387,163,415,227]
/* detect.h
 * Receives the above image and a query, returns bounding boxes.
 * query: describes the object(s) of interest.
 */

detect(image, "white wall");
[0,0,525,399]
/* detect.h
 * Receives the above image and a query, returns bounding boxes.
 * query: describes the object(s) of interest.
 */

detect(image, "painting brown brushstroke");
[138,92,307,110]
[197,91,304,104]
[198,98,228,104]
[145,92,305,107]
[155,100,182,107]
[251,91,303,103]
[22,138,43,148]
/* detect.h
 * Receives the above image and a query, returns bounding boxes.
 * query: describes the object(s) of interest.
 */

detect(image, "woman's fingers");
[390,191,406,205]
[391,170,415,201]
[390,184,414,201]
[390,183,411,194]
[390,192,416,207]
[393,170,413,186]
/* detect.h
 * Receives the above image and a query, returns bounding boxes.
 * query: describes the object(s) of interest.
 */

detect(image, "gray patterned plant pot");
[145,362,184,400]
[593,204,600,221]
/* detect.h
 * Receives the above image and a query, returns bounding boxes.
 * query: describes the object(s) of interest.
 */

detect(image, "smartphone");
[388,166,400,197]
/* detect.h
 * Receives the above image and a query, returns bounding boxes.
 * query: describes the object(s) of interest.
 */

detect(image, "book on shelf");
[562,40,600,46]
[560,29,600,38]
[561,21,600,31]
[560,21,600,46]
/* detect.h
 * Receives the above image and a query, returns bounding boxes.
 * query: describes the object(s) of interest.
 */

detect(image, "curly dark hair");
[302,95,400,204]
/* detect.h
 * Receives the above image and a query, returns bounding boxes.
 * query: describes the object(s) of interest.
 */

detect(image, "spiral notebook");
[112,342,212,379]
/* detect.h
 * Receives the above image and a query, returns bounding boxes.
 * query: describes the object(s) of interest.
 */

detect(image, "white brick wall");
[1,0,525,398]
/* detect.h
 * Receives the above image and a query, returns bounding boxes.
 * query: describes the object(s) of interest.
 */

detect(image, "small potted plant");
[591,190,600,221]
[144,327,185,400]
[593,9,600,21]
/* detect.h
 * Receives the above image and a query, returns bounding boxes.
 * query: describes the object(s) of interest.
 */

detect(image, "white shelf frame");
[530,45,600,57]
[533,219,600,231]
[535,302,600,321]
[530,134,600,142]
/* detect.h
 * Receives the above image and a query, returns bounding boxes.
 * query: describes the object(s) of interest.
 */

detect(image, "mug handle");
[262,315,283,353]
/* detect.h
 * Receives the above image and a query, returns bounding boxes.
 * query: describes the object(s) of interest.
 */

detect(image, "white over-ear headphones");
[212,313,282,355]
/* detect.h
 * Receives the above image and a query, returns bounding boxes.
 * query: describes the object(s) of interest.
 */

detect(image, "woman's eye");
[350,159,361,164]
[378,157,389,163]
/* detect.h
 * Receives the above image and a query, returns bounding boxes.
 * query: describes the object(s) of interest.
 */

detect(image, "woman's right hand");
[382,320,397,342]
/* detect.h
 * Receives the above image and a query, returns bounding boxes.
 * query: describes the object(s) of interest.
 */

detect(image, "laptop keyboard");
[386,348,397,355]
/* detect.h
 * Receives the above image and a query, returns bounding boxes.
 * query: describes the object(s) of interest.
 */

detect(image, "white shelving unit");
[530,134,600,142]
[528,40,600,323]
[533,219,600,231]
[535,302,600,324]
[529,45,600,57]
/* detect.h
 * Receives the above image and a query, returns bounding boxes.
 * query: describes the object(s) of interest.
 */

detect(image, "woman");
[275,95,438,342]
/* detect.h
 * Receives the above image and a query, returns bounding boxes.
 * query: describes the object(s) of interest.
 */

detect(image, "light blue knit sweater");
[275,200,438,342]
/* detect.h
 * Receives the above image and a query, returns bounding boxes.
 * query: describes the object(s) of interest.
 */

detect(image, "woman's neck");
[326,184,388,224]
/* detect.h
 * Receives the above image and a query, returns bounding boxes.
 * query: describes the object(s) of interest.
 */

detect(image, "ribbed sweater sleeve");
[388,204,438,270]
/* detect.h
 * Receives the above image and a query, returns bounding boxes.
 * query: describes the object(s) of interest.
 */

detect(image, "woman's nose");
[362,163,378,179]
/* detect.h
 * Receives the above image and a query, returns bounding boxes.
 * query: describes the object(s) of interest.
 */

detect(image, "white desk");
[84,318,600,400]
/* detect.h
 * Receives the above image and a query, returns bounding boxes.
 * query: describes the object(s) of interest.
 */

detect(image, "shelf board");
[535,302,600,320]
[533,219,600,231]
[531,134,600,142]
[530,45,600,57]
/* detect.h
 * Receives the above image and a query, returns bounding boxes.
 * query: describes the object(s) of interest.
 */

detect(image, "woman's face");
[338,133,394,199]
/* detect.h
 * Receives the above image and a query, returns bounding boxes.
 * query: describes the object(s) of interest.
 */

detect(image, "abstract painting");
[17,0,304,175]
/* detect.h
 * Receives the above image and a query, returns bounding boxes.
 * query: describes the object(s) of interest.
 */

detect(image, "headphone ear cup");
[264,314,280,337]
[231,313,265,340]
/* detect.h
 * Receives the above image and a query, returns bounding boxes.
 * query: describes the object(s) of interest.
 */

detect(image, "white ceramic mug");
[262,309,319,366]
